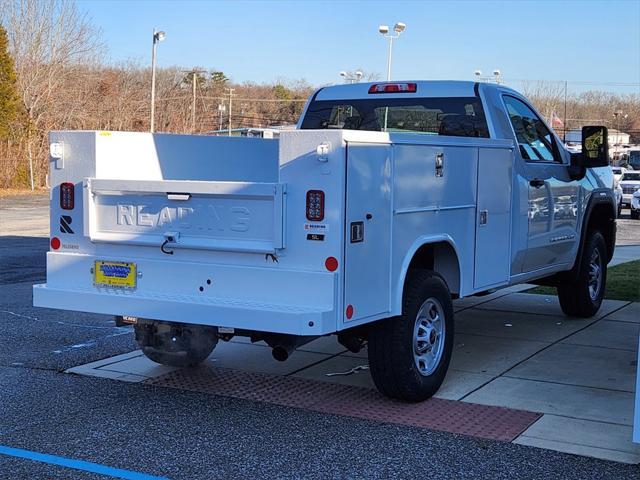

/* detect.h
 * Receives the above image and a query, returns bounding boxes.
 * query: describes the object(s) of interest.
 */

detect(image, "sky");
[77,0,640,93]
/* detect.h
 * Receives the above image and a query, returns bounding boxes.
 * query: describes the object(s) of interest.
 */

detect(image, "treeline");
[0,0,638,189]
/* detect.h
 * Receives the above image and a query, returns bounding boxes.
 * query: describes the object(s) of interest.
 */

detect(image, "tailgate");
[84,178,285,253]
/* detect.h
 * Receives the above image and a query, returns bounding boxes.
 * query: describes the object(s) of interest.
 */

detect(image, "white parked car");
[614,181,623,216]
[631,189,640,219]
[619,171,640,208]
[611,165,627,184]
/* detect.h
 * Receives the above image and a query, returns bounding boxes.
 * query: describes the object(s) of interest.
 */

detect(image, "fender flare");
[393,234,462,314]
[570,188,616,275]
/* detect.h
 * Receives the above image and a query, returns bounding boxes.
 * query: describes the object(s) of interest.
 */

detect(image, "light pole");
[150,28,166,133]
[227,88,235,136]
[379,22,406,81]
[613,110,627,144]
[339,70,364,84]
[492,69,502,85]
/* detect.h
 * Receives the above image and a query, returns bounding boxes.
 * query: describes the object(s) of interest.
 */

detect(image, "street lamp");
[492,69,502,84]
[339,70,364,84]
[613,110,628,145]
[150,28,166,133]
[379,22,406,81]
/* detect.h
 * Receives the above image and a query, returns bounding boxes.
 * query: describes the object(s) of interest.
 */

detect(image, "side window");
[503,96,559,162]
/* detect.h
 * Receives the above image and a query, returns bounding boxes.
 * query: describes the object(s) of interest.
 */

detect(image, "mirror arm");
[568,164,586,181]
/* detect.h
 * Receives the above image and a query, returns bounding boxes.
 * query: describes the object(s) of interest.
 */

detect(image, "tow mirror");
[580,126,609,167]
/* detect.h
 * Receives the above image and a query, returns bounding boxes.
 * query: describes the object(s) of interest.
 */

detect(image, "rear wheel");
[135,320,217,367]
[631,208,640,220]
[368,270,454,402]
[557,231,607,318]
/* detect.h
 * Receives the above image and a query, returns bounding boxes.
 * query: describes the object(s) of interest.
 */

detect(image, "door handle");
[529,179,544,188]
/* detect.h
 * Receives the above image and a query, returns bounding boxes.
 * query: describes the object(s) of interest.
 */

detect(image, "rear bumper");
[33,252,338,336]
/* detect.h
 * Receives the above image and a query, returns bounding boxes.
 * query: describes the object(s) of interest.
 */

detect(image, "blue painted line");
[0,445,169,480]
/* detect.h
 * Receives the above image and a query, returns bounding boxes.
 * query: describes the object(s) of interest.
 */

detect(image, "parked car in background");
[631,189,640,219]
[624,150,640,170]
[620,171,640,208]
[615,181,623,216]
[612,165,627,184]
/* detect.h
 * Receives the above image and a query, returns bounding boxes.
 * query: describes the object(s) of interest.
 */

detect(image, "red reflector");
[368,82,417,94]
[346,304,354,319]
[306,190,325,221]
[50,237,61,250]
[60,182,74,210]
[325,256,338,272]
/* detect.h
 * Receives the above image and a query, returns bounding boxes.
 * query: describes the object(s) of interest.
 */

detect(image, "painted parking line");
[0,445,168,480]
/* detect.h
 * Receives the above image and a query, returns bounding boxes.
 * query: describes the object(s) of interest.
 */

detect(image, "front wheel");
[135,320,218,367]
[557,231,607,318]
[368,270,454,402]
[631,208,640,220]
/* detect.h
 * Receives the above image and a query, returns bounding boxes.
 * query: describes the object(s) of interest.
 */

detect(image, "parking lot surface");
[1,193,639,479]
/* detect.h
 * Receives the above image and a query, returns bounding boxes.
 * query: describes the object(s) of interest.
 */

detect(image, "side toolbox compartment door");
[344,143,392,323]
[474,147,513,289]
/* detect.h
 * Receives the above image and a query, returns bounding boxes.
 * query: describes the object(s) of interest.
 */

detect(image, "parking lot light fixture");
[150,28,166,133]
[379,22,406,81]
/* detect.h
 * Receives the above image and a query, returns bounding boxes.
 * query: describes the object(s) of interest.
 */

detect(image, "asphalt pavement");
[1,193,639,479]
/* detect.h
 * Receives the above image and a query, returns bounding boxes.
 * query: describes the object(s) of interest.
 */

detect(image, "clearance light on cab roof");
[368,82,417,94]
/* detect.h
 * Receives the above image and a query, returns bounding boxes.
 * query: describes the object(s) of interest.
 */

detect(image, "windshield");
[629,151,640,165]
[300,97,489,138]
[621,172,640,181]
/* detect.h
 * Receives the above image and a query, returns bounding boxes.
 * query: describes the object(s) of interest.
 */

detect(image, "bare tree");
[2,0,103,187]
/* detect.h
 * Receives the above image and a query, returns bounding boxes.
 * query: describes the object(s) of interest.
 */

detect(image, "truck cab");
[34,81,616,401]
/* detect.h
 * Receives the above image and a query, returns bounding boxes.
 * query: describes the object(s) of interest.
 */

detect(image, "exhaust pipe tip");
[272,347,289,362]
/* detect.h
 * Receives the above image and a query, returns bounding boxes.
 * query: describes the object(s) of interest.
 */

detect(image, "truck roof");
[313,80,518,102]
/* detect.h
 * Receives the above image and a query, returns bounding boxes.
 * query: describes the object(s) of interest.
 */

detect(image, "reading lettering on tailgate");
[93,193,277,242]
[115,204,251,232]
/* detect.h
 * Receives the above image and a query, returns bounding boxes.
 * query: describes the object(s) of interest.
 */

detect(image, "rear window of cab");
[300,97,489,138]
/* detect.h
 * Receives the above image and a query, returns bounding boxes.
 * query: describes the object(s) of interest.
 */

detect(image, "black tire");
[557,231,607,318]
[631,209,640,220]
[368,270,454,402]
[617,204,622,217]
[135,321,217,367]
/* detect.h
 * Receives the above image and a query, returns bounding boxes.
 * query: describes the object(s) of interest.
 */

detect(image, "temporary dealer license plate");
[94,260,137,288]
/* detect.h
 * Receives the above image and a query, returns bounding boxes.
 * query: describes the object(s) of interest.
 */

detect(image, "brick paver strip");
[145,367,541,442]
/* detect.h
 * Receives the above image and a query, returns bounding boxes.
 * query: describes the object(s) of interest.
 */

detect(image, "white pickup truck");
[34,81,616,401]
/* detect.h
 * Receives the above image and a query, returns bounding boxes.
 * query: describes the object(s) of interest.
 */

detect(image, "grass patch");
[0,187,49,197]
[527,260,639,302]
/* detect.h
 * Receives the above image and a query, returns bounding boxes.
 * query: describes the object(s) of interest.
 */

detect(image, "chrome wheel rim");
[588,249,602,301]
[413,297,446,376]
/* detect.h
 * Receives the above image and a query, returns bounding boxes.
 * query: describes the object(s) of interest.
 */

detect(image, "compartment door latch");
[435,152,444,177]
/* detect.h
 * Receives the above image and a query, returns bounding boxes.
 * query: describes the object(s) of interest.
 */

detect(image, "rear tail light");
[368,82,417,94]
[306,190,325,221]
[60,182,74,210]
[50,237,61,250]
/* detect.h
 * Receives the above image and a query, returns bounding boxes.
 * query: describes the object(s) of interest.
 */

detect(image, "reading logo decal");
[60,215,74,234]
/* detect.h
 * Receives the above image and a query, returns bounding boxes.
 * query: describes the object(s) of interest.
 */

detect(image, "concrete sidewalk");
[68,292,640,464]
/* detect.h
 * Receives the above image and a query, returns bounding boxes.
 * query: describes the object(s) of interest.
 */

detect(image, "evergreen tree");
[0,24,20,140]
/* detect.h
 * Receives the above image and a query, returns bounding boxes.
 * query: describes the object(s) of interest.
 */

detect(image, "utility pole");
[227,88,235,136]
[182,68,206,133]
